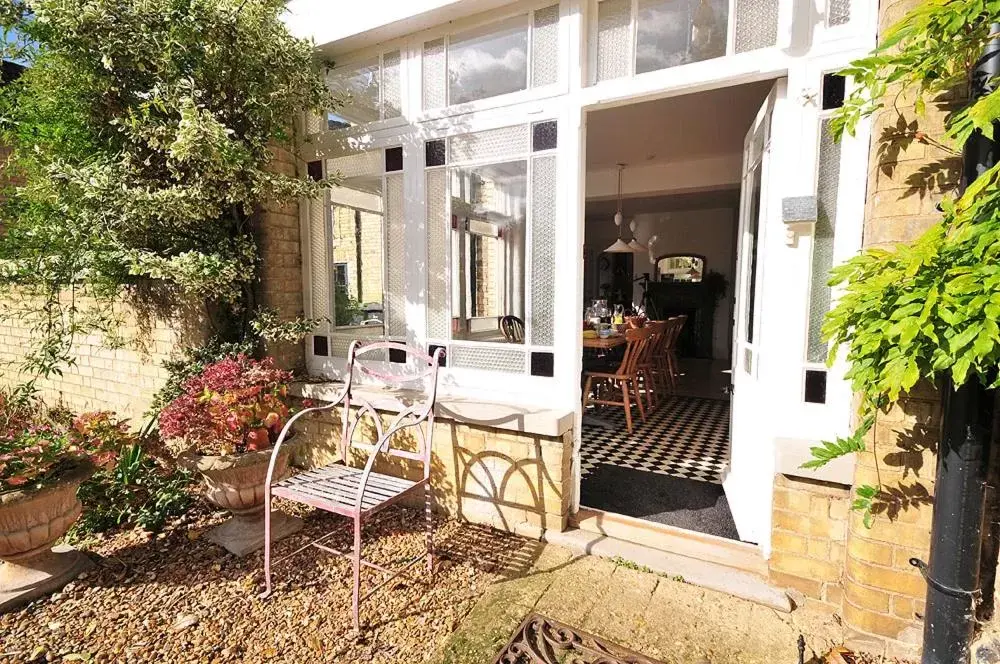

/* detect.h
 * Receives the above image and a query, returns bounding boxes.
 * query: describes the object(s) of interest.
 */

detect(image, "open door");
[725,81,781,544]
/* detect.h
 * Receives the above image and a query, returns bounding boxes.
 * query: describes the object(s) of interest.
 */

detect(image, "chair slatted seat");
[260,340,444,631]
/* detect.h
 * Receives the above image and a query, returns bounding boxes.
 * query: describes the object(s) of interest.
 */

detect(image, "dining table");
[582,334,626,350]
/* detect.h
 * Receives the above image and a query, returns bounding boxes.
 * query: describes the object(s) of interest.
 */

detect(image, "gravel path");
[0,503,528,663]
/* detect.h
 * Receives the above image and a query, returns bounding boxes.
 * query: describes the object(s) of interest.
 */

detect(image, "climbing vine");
[0,0,334,395]
[808,1,1000,526]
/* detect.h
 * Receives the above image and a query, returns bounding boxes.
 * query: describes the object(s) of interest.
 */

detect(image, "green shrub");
[71,442,194,538]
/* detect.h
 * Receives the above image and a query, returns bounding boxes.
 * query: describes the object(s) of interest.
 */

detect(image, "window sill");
[292,381,574,439]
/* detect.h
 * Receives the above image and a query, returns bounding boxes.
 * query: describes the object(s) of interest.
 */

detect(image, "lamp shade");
[603,238,633,253]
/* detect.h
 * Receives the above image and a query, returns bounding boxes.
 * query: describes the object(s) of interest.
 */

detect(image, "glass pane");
[596,0,632,81]
[531,5,560,87]
[734,0,779,54]
[448,18,529,105]
[656,255,705,282]
[807,120,841,363]
[450,161,527,343]
[744,164,762,345]
[636,0,728,74]
[828,0,850,26]
[423,39,447,110]
[329,176,385,335]
[382,50,402,118]
[327,58,380,128]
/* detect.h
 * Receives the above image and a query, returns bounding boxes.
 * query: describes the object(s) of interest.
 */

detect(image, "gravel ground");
[0,503,528,663]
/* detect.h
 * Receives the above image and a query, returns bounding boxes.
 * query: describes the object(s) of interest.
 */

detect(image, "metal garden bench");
[260,340,444,630]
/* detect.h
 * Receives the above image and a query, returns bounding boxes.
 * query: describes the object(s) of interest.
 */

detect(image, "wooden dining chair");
[260,340,444,631]
[581,326,653,433]
[638,320,669,409]
[661,315,688,392]
[500,315,525,343]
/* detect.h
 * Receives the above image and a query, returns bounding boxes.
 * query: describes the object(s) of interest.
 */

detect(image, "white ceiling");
[585,80,775,170]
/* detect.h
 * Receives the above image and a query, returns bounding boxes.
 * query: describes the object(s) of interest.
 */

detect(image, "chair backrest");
[500,315,525,343]
[616,326,654,377]
[645,320,670,360]
[663,315,687,351]
[340,341,444,472]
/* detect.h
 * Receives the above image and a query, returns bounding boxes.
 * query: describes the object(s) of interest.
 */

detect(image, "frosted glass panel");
[448,17,529,105]
[532,5,560,87]
[309,196,330,331]
[807,120,841,363]
[327,58,380,128]
[326,151,383,179]
[827,0,850,26]
[451,346,526,373]
[530,156,557,346]
[449,124,530,164]
[636,0,728,74]
[426,169,450,339]
[382,50,402,119]
[422,39,447,110]
[734,0,779,53]
[384,173,406,338]
[596,0,632,82]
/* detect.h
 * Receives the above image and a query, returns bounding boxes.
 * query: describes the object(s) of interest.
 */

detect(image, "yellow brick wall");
[0,144,304,417]
[769,474,850,610]
[0,294,207,421]
[838,0,960,653]
[291,404,573,536]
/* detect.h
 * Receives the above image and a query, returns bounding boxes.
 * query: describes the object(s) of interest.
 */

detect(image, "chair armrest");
[263,384,350,492]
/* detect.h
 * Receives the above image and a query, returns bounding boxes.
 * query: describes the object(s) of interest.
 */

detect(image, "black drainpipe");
[915,24,1000,664]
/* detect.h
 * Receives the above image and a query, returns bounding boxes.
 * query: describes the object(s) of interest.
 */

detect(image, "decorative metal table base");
[493,613,666,664]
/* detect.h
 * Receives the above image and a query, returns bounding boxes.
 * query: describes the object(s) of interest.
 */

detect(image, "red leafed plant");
[158,355,293,456]
[0,393,124,494]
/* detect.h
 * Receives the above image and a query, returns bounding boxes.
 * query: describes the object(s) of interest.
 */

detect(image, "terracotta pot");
[0,464,93,562]
[179,447,290,521]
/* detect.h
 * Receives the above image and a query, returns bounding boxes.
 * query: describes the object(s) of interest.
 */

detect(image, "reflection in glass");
[635,0,728,74]
[450,161,527,343]
[448,19,529,105]
[330,176,385,336]
[327,58,380,129]
[656,255,705,283]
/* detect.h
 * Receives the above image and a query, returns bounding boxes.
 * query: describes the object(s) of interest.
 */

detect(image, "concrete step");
[548,522,791,613]
[571,506,768,576]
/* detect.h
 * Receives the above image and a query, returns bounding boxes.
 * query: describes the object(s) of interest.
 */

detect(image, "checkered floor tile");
[581,396,731,484]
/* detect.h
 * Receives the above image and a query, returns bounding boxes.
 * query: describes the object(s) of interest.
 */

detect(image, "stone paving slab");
[433,542,848,664]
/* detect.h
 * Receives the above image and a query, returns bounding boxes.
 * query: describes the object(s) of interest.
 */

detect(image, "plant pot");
[0,464,94,613]
[179,447,301,557]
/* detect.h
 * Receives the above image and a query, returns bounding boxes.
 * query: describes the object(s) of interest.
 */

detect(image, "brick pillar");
[257,144,306,370]
[841,0,964,654]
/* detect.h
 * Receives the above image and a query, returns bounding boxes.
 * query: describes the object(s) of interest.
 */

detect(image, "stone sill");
[775,437,855,486]
[291,381,574,439]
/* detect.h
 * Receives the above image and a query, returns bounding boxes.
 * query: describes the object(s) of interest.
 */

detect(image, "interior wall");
[635,209,736,360]
[584,205,736,361]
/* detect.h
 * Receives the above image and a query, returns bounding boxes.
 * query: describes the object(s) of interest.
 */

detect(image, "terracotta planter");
[179,447,301,557]
[0,464,94,613]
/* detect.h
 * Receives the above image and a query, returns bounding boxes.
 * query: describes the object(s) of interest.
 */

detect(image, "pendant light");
[627,219,647,253]
[603,163,632,253]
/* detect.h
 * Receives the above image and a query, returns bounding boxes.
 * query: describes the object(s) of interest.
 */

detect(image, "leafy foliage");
[71,442,193,537]
[0,407,121,494]
[158,355,293,456]
[0,0,335,388]
[807,0,1000,526]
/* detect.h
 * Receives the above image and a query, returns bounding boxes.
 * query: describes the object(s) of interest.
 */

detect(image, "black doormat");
[492,613,665,664]
[580,463,740,541]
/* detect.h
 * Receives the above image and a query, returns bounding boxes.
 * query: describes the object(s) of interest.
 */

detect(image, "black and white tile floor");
[580,396,731,484]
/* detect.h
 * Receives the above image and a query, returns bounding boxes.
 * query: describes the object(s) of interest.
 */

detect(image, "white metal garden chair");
[259,340,444,630]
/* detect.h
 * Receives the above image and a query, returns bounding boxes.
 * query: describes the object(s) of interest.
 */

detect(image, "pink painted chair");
[260,340,444,630]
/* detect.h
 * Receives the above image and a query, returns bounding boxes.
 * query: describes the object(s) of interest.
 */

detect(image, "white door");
[725,82,780,544]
